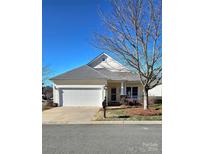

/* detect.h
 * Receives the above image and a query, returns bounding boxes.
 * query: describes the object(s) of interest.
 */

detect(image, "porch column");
[120,81,126,95]
[104,85,108,106]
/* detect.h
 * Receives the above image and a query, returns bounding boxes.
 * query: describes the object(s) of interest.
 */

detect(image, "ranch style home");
[50,53,161,107]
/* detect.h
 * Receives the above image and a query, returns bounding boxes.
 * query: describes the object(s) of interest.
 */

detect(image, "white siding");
[53,84,59,104]
[149,85,162,96]
[88,54,128,72]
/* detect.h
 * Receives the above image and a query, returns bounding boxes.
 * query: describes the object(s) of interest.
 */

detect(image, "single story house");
[50,53,161,107]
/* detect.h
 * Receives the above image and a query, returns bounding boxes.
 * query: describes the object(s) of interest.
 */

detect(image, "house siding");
[88,54,128,72]
[53,84,59,104]
[148,85,162,97]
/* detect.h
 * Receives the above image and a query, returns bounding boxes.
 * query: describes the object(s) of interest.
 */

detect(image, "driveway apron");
[42,107,99,123]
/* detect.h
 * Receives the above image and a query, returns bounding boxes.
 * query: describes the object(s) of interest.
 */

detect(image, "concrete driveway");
[42,107,99,124]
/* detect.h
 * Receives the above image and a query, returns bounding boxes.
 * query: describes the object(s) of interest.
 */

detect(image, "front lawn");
[93,103,162,121]
[42,105,54,111]
[42,100,58,111]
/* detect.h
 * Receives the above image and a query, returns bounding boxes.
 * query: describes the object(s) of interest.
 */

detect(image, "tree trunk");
[143,88,149,110]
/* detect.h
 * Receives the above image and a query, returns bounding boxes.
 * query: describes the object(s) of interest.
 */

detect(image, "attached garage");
[50,65,107,107]
[59,88,103,106]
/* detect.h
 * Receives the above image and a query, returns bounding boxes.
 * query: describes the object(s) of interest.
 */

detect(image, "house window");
[111,88,117,102]
[132,87,138,98]
[126,87,138,98]
[126,87,131,97]
[102,58,106,61]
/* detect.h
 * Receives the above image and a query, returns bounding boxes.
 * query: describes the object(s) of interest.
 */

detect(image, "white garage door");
[60,88,103,106]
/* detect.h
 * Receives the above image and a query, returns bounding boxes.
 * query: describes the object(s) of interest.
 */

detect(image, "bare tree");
[42,65,53,86]
[94,0,162,110]
[42,65,54,101]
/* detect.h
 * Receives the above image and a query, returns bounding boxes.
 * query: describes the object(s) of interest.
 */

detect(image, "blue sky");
[43,0,161,85]
[43,0,110,78]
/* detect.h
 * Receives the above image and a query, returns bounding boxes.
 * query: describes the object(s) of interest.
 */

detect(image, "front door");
[111,88,116,102]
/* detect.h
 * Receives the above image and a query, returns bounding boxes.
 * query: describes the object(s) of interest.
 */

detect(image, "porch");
[105,80,143,106]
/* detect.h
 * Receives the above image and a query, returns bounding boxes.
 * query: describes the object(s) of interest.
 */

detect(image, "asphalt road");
[43,124,162,154]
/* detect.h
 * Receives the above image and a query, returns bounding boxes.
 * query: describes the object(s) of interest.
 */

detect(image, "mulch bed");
[126,107,162,116]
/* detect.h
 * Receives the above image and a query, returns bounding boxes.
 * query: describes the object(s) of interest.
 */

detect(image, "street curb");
[42,121,162,125]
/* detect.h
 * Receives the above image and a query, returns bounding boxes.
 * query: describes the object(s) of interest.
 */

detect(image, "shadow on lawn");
[117,115,130,118]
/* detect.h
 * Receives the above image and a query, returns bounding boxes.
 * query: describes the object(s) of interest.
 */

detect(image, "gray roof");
[50,65,140,81]
[50,65,107,80]
[95,68,140,81]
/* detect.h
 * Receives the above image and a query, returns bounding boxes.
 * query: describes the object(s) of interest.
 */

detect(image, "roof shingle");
[94,68,140,81]
[50,65,107,80]
[50,65,140,81]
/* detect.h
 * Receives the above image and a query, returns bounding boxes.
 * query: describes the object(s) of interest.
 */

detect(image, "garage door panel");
[61,88,102,106]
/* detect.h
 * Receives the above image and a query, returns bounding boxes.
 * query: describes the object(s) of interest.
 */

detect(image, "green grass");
[128,115,162,121]
[93,103,162,121]
[149,103,162,109]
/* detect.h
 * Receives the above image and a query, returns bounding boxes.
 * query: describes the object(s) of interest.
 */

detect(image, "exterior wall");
[53,83,59,104]
[148,85,162,97]
[53,79,145,106]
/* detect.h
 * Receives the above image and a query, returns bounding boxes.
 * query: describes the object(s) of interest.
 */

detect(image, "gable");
[88,53,129,72]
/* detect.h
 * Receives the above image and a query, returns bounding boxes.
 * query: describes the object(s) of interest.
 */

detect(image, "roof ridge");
[50,65,108,80]
[87,52,106,65]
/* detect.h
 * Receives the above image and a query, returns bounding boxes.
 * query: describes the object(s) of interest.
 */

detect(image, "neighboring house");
[50,53,161,107]
[148,85,162,104]
[148,85,162,97]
